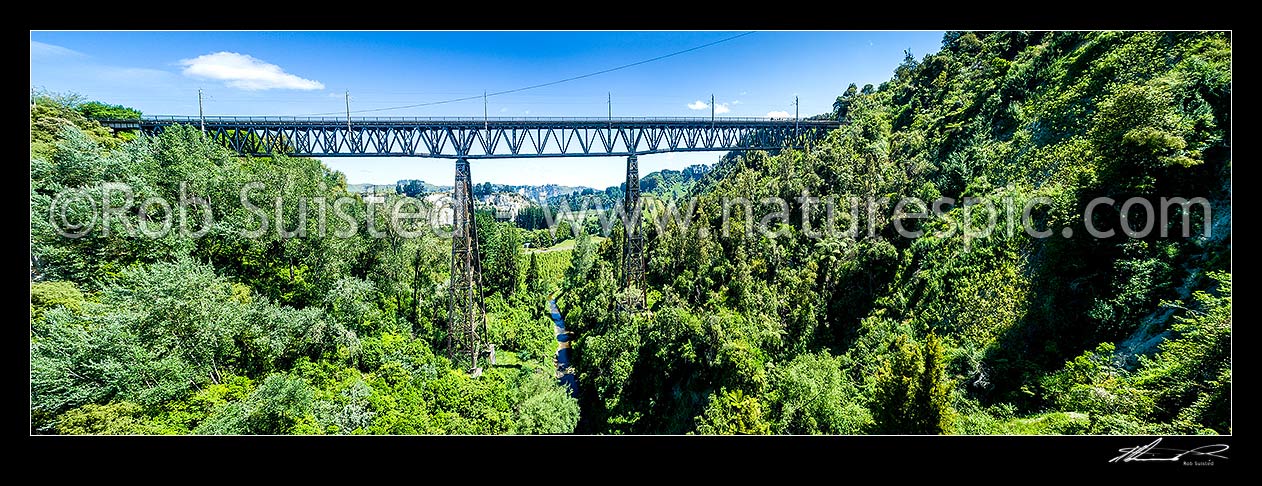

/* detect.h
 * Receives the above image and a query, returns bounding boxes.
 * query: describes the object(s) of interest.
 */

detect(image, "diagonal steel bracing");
[100,116,838,158]
[449,158,488,372]
[623,154,646,311]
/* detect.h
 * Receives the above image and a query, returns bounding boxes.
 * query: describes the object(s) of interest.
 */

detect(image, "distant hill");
[394,179,451,197]
[473,182,589,202]
[639,164,711,199]
[349,166,709,208]
[353,179,589,201]
[346,183,396,194]
[545,163,713,209]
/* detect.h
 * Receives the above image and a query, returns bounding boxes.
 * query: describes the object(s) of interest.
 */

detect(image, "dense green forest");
[561,31,1230,434]
[30,31,1230,435]
[30,92,579,434]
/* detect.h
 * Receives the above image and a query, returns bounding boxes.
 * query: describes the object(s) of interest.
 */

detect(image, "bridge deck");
[99,116,840,158]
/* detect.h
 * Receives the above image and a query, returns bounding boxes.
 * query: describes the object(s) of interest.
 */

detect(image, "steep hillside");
[563,31,1230,434]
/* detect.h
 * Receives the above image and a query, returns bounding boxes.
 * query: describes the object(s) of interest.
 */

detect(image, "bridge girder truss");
[102,117,839,158]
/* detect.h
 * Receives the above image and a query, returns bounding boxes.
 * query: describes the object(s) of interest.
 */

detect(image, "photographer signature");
[1110,438,1229,463]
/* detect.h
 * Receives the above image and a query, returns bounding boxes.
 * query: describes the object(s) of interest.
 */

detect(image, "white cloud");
[31,40,86,60]
[689,100,729,113]
[739,91,747,95]
[731,100,742,105]
[179,52,324,91]
[500,107,508,113]
[766,111,791,118]
[523,110,531,115]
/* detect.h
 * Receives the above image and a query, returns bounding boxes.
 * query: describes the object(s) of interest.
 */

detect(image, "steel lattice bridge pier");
[101,115,839,373]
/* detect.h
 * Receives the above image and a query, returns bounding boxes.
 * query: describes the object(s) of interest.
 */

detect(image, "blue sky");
[31,31,944,188]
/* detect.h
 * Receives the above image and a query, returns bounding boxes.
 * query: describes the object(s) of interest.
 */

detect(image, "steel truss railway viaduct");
[102,115,839,372]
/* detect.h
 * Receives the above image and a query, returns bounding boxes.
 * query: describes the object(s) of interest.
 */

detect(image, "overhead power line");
[300,31,756,116]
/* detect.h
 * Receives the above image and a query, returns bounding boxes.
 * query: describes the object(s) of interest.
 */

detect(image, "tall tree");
[914,333,952,434]
[833,83,859,120]
[872,334,921,434]
[525,252,541,295]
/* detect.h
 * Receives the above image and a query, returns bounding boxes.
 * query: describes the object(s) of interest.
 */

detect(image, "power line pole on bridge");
[345,90,352,132]
[795,95,799,139]
[198,89,205,134]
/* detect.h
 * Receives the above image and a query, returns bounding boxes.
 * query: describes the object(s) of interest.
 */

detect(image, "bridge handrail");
[101,115,839,125]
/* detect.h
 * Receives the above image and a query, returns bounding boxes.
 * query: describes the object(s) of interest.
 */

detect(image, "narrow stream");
[548,297,578,397]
